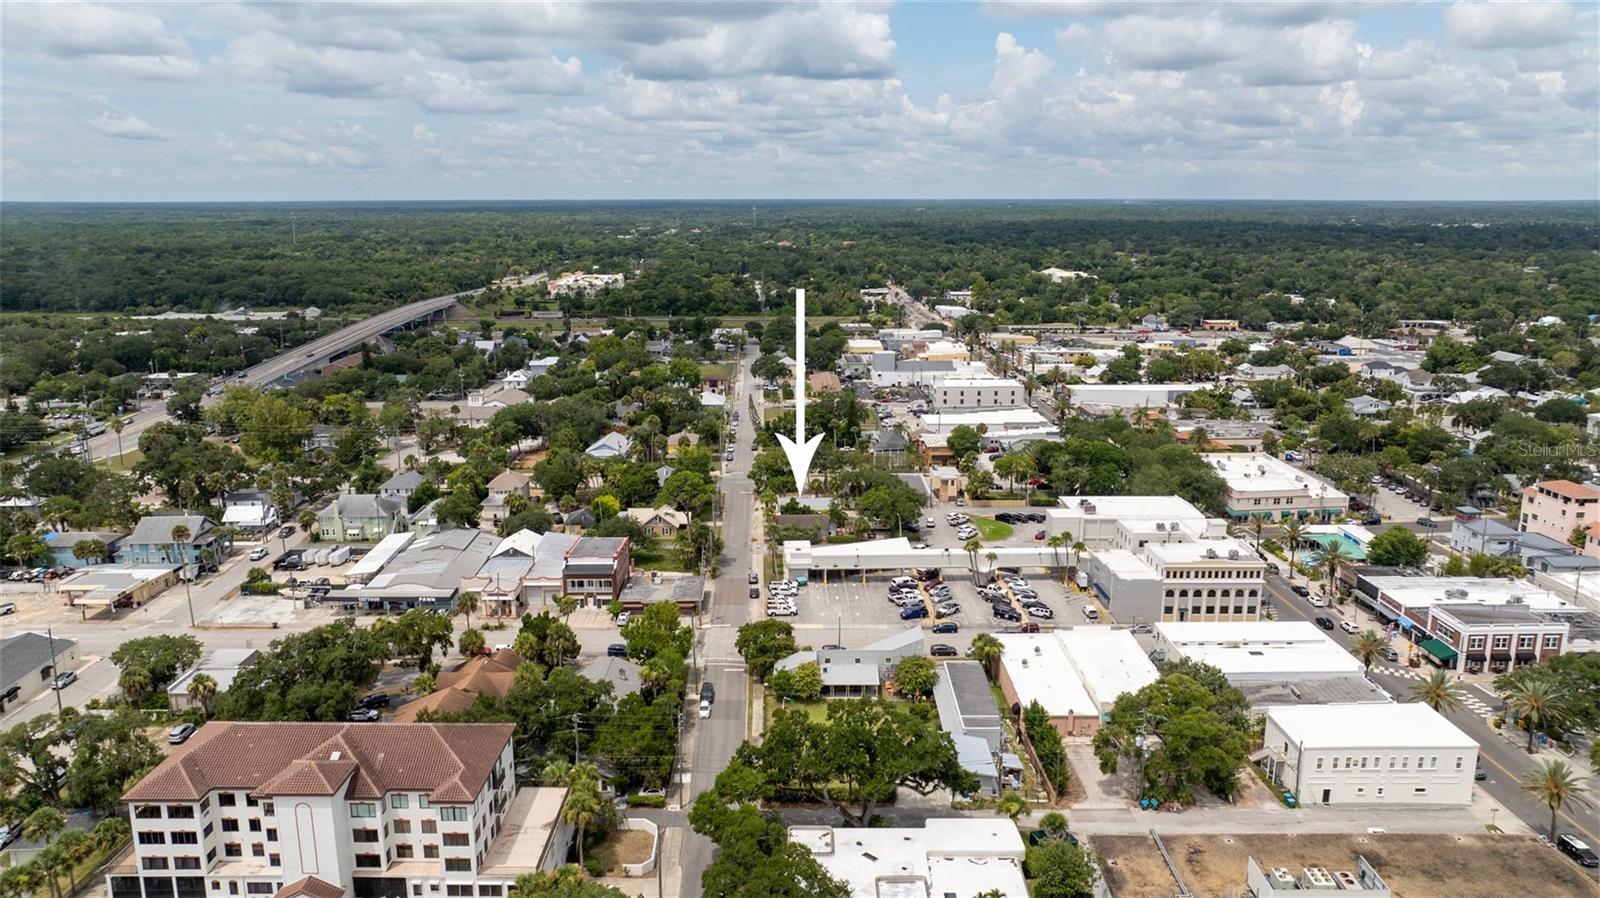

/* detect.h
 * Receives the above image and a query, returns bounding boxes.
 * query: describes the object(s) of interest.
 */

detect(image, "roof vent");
[1034,645,1042,655]
[330,751,342,761]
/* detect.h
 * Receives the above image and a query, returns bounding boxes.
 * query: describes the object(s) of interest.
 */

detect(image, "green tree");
[968,632,1003,678]
[1094,664,1251,804]
[507,866,630,898]
[187,673,219,717]
[65,708,163,814]
[214,619,389,721]
[996,790,1028,823]
[620,602,693,661]
[456,590,479,628]
[947,425,982,462]
[1521,759,1592,841]
[769,661,823,702]
[1349,630,1388,673]
[751,698,977,826]
[891,655,937,700]
[70,538,111,566]
[1412,669,1462,714]
[1366,527,1430,567]
[735,620,798,681]
[374,607,456,671]
[110,635,203,692]
[459,628,486,657]
[1026,838,1102,898]
[561,779,604,868]
[1314,540,1351,603]
[1499,672,1573,752]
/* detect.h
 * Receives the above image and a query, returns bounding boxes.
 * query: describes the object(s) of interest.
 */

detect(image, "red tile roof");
[1533,480,1600,501]
[122,722,513,804]
[276,877,344,898]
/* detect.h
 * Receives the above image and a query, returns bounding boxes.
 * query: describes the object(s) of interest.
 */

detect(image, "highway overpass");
[73,289,476,463]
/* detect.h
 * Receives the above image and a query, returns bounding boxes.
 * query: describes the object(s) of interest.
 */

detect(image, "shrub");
[626,794,666,808]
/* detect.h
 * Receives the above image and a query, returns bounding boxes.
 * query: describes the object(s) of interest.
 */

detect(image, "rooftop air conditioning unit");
[1509,594,1524,604]
[1205,548,1218,559]
[1445,588,1469,600]
[1334,870,1360,888]
[1269,868,1296,888]
[1303,868,1335,889]
[1084,503,1096,514]
[1228,549,1240,560]
[1156,522,1166,531]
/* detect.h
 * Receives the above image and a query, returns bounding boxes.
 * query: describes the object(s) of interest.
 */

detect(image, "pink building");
[1519,480,1600,557]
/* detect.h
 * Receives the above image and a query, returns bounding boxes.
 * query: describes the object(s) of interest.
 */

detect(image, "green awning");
[1419,638,1458,663]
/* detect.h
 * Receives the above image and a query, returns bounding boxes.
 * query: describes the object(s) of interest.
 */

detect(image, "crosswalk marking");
[1376,665,1497,720]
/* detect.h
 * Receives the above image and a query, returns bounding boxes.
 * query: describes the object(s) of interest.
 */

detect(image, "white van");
[891,576,917,588]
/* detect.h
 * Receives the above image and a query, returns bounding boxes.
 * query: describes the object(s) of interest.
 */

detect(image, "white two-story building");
[109,723,570,898]
[1261,704,1477,806]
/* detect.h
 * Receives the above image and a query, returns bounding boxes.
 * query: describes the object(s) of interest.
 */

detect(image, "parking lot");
[770,555,1105,657]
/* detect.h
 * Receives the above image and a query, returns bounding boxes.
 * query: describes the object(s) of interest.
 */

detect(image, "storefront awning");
[1420,638,1458,663]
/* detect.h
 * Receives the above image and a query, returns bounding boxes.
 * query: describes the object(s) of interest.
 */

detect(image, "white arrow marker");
[775,288,825,496]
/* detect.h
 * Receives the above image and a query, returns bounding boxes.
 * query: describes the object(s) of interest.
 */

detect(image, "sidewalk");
[1052,803,1490,836]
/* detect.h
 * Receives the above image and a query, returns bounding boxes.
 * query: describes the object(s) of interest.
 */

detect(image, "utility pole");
[48,627,64,716]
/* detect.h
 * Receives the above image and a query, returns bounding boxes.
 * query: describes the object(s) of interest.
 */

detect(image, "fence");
[619,817,659,877]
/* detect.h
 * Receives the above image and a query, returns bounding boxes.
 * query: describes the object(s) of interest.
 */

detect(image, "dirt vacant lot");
[1092,832,1600,898]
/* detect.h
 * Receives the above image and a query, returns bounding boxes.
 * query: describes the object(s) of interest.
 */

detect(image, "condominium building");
[930,377,1024,411]
[1518,480,1600,556]
[109,723,570,898]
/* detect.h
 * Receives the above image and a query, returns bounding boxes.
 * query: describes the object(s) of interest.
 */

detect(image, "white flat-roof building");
[1154,621,1363,680]
[1064,383,1204,408]
[789,819,1027,898]
[994,629,1157,739]
[1204,453,1348,520]
[1261,704,1477,806]
[1047,495,1223,548]
[931,377,1025,411]
[919,408,1055,439]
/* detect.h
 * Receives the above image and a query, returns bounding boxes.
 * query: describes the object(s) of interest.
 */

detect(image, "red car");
[1033,530,1046,541]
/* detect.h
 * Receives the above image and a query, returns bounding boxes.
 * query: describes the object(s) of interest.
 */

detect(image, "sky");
[1,1,1595,202]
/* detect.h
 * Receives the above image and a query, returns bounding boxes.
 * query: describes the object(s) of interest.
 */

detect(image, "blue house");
[43,530,126,569]
[117,514,230,569]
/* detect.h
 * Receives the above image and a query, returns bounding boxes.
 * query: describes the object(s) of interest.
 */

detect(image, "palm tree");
[455,591,478,629]
[1046,534,1067,582]
[1070,541,1086,578]
[964,536,983,585]
[187,672,218,717]
[1038,811,1070,839]
[92,816,130,852]
[22,806,66,845]
[170,524,196,627]
[1350,630,1387,673]
[996,790,1028,824]
[120,665,154,704]
[969,633,1003,679]
[561,781,604,867]
[1412,669,1463,714]
[54,829,91,895]
[71,539,110,566]
[1250,515,1265,552]
[1314,540,1351,603]
[984,551,999,581]
[109,415,125,464]
[1281,518,1305,574]
[554,594,578,623]
[1501,674,1572,753]
[1522,759,1592,840]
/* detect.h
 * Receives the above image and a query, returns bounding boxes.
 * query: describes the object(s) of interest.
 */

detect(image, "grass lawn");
[765,691,829,728]
[972,516,1014,541]
[633,549,693,573]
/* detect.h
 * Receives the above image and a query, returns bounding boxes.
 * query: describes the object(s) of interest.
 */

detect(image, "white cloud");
[413,72,515,114]
[85,105,164,140]
[212,122,380,170]
[2,1,199,79]
[624,4,895,80]
[1445,1,1577,49]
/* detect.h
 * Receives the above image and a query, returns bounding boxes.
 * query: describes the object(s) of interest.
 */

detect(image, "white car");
[1340,620,1361,634]
[249,546,269,561]
[1307,595,1327,608]
[615,612,631,626]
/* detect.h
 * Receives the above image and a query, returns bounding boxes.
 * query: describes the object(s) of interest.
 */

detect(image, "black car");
[931,621,959,634]
[1026,513,1046,523]
[278,525,296,539]
[749,587,760,599]
[929,644,958,657]
[1474,763,1487,781]
[993,606,1022,622]
[1291,584,1311,597]
[700,682,715,703]
[358,692,390,709]
[1558,834,1600,867]
[1314,616,1336,630]
[607,643,628,657]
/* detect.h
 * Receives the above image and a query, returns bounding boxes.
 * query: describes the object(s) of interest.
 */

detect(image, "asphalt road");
[1263,572,1600,846]
[678,345,759,897]
[72,289,474,464]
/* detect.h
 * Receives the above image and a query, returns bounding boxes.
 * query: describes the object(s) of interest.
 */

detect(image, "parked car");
[357,693,390,709]
[0,823,17,850]
[698,699,711,719]
[51,671,77,690]
[1474,763,1488,782]
[1290,584,1311,597]
[700,682,715,703]
[900,605,929,620]
[931,621,959,634]
[1558,834,1600,868]
[348,708,381,722]
[248,546,269,561]
[1026,605,1055,619]
[992,605,1021,622]
[930,644,958,657]
[167,723,197,744]
[1130,623,1153,635]
[1081,606,1100,620]
[935,602,961,617]
[0,602,15,616]
[749,587,760,599]
[607,643,628,657]
[1314,616,1336,630]
[1381,646,1399,663]
[767,605,797,617]
[1340,620,1360,634]
[748,571,759,584]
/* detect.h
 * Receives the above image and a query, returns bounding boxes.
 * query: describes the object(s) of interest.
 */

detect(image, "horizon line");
[2,197,1597,206]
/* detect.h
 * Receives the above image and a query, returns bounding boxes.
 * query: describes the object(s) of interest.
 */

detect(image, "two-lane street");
[678,343,760,896]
